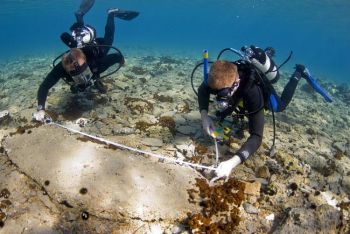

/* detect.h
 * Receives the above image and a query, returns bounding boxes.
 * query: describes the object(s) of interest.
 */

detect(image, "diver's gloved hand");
[247,45,265,62]
[294,64,309,79]
[201,110,215,136]
[32,110,46,122]
[210,156,242,183]
[61,33,77,48]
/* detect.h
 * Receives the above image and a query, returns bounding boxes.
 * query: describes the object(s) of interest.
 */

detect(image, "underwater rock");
[141,137,163,147]
[175,143,195,159]
[138,114,158,125]
[112,126,135,135]
[243,181,261,197]
[176,102,191,113]
[153,93,173,103]
[341,175,350,194]
[276,208,315,232]
[130,66,148,75]
[0,110,9,119]
[315,204,342,230]
[256,166,270,179]
[176,125,197,135]
[114,81,129,91]
[124,97,154,115]
[147,125,174,143]
[332,141,347,154]
[0,110,10,124]
[243,202,258,214]
[275,151,303,172]
[4,125,201,222]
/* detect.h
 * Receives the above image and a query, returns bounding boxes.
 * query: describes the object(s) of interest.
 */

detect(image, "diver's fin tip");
[108,8,139,21]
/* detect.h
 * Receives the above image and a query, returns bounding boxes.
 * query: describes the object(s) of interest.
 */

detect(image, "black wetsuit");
[37,14,124,110]
[198,62,301,161]
[198,63,264,161]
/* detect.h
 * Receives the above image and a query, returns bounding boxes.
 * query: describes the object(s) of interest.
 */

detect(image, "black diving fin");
[108,9,139,21]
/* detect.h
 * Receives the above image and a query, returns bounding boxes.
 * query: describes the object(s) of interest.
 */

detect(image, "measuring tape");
[47,120,218,171]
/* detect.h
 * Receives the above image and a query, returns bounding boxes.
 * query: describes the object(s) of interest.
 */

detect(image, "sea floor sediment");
[0,53,349,233]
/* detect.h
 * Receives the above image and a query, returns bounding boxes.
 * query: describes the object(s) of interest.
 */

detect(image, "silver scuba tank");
[244,46,279,84]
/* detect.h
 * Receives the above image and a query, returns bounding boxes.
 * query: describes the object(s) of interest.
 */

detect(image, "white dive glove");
[32,110,46,122]
[201,110,215,136]
[210,155,242,184]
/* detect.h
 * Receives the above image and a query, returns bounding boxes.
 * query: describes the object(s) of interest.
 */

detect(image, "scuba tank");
[243,45,279,84]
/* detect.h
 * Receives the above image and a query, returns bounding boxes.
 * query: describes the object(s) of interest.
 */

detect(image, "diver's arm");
[198,82,215,135]
[235,84,264,161]
[212,83,264,182]
[37,63,66,110]
[198,82,210,112]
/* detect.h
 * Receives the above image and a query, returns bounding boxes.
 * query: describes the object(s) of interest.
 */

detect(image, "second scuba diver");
[33,1,139,122]
[198,45,332,182]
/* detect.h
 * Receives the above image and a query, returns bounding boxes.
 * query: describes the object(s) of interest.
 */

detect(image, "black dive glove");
[61,32,77,48]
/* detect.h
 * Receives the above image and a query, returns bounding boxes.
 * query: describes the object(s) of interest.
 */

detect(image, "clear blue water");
[0,0,349,83]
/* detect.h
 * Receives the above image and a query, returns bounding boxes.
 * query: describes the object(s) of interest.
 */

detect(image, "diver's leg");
[104,14,115,47]
[99,13,116,56]
[75,0,95,25]
[280,72,301,109]
[268,90,287,112]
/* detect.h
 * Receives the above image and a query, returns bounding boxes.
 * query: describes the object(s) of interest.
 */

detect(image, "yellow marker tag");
[203,50,208,59]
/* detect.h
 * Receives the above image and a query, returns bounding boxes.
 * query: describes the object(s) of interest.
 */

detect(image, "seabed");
[0,51,349,233]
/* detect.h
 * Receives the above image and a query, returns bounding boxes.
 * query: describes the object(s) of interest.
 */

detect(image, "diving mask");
[69,62,93,86]
[213,82,240,112]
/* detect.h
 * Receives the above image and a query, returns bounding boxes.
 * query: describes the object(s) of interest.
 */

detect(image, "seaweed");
[124,97,154,114]
[159,56,182,65]
[159,116,176,135]
[135,116,176,136]
[153,93,173,103]
[135,121,153,132]
[187,178,245,233]
[130,66,148,75]
[9,123,41,136]
[321,159,336,177]
[179,101,190,113]
[195,143,209,155]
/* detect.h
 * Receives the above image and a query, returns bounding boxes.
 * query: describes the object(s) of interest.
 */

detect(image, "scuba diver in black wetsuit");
[33,0,139,122]
[197,45,325,182]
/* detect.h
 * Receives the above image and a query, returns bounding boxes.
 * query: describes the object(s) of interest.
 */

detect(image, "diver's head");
[62,48,93,85]
[71,25,96,48]
[265,47,275,58]
[208,61,240,112]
